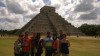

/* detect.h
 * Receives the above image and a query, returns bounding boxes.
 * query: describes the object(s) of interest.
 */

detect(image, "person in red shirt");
[52,34,59,56]
[22,32,31,56]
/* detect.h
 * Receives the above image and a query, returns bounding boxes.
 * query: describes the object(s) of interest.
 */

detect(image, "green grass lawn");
[69,36,100,56]
[0,36,17,56]
[0,36,100,56]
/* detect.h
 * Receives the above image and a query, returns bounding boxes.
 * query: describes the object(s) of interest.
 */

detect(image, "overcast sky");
[0,0,100,30]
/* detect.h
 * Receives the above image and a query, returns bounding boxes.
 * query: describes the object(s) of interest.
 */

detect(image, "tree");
[78,24,100,36]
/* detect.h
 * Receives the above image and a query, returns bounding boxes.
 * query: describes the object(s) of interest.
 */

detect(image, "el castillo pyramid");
[19,6,83,35]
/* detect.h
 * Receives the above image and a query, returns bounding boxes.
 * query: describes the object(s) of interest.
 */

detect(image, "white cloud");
[0,0,100,30]
[0,0,45,30]
[6,0,29,14]
[0,7,8,15]
[50,0,100,27]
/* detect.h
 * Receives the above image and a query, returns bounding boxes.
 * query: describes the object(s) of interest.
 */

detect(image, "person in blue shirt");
[44,32,53,56]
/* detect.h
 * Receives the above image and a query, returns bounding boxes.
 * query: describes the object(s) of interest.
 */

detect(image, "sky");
[0,0,100,30]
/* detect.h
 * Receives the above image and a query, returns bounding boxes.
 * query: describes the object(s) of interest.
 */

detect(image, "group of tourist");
[14,30,70,56]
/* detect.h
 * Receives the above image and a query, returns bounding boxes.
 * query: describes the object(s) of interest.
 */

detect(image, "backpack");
[14,39,22,54]
[58,34,63,40]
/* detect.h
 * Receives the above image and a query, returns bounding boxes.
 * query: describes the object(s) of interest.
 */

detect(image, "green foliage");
[96,25,100,35]
[78,24,100,36]
[0,29,20,35]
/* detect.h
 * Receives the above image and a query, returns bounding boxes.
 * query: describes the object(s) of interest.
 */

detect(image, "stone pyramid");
[19,6,83,35]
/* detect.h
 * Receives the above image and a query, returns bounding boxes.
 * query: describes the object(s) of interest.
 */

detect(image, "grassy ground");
[0,36,100,56]
[69,36,100,56]
[0,36,17,56]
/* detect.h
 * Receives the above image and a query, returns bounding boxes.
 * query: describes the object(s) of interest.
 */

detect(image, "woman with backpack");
[14,34,24,56]
[60,34,70,56]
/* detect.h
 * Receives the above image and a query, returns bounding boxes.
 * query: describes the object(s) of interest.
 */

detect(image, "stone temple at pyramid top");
[40,6,55,13]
